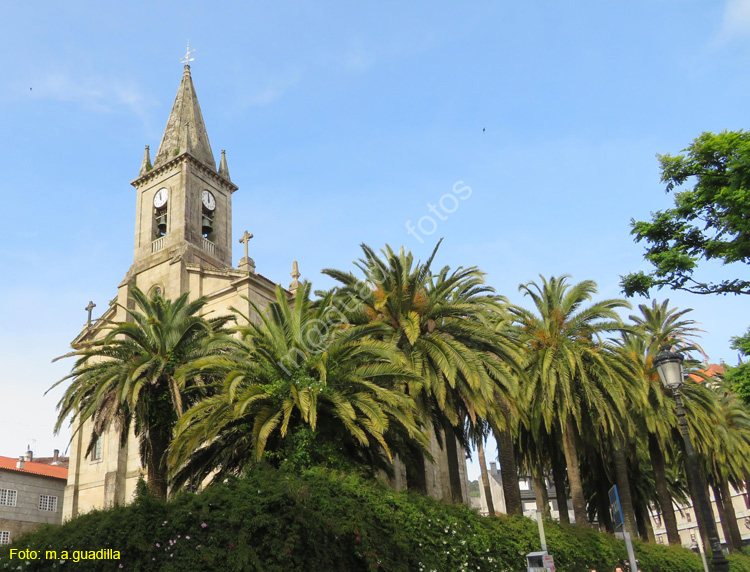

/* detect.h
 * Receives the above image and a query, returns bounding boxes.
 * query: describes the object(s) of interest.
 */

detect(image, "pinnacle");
[219,150,231,181]
[139,145,152,176]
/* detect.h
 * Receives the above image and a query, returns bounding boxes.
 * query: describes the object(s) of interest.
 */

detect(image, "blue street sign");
[609,485,624,530]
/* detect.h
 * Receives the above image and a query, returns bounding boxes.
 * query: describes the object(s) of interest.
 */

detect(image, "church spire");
[152,64,216,170]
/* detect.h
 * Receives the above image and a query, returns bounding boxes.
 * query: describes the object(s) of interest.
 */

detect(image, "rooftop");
[688,363,725,382]
[0,456,68,480]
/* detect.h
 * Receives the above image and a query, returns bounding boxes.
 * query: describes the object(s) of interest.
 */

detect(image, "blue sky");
[2,1,750,479]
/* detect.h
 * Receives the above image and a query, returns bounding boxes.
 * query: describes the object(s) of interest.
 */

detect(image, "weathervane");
[181,41,196,66]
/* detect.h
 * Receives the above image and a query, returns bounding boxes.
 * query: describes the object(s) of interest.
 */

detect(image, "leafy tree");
[168,284,428,489]
[726,328,750,405]
[49,286,231,498]
[621,130,750,297]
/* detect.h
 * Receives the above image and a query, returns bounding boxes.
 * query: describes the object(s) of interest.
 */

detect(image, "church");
[62,61,468,521]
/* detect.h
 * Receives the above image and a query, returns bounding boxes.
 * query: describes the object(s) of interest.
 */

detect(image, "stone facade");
[0,456,67,544]
[62,63,467,521]
[389,431,470,505]
[473,463,574,522]
[651,485,750,549]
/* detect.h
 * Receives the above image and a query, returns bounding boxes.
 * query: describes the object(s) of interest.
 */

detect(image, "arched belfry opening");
[153,187,168,238]
[201,189,215,242]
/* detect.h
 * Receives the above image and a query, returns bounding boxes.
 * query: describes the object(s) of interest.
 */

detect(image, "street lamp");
[653,350,729,572]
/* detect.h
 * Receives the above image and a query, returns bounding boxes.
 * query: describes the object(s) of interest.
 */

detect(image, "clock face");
[153,188,168,208]
[202,190,216,211]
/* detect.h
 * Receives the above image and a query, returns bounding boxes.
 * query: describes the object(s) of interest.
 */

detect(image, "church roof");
[153,65,216,170]
[0,456,68,480]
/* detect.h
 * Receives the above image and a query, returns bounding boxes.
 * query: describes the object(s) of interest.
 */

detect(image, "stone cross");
[238,230,253,261]
[85,301,96,325]
[181,41,195,66]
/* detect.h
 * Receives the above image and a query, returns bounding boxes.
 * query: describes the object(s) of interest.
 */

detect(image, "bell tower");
[64,55,287,523]
[130,63,237,272]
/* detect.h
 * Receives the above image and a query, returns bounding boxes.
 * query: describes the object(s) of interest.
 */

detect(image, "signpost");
[609,485,638,572]
[525,511,556,571]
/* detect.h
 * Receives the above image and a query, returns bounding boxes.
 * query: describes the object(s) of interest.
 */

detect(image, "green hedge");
[1,468,748,571]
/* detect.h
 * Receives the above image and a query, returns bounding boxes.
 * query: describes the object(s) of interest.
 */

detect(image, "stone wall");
[0,471,65,544]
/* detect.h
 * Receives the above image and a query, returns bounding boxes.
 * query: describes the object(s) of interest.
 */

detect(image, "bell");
[155,212,167,235]
[202,215,213,236]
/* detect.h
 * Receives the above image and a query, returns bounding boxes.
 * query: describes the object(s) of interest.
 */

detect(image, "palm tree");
[468,419,496,515]
[622,299,704,545]
[698,381,750,552]
[168,283,429,489]
[509,275,631,527]
[49,286,231,499]
[323,242,522,503]
[490,313,526,516]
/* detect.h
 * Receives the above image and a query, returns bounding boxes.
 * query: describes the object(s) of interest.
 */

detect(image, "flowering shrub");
[1,468,749,571]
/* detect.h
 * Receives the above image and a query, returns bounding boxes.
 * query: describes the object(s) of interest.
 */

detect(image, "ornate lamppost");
[653,350,729,572]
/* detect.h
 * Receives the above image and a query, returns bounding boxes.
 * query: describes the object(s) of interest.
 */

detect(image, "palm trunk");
[635,499,655,542]
[477,437,495,516]
[597,476,615,533]
[684,460,711,553]
[713,484,732,552]
[718,479,743,551]
[648,433,680,545]
[562,417,589,527]
[496,427,522,515]
[477,438,495,515]
[551,450,570,524]
[613,446,639,539]
[744,471,750,510]
[444,424,464,504]
[532,463,550,518]
[146,427,170,500]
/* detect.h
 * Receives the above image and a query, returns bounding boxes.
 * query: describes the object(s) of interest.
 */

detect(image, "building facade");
[651,482,750,549]
[472,463,574,522]
[472,459,749,550]
[62,63,467,520]
[0,451,67,544]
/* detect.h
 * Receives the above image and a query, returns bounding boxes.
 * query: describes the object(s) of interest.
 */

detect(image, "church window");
[91,436,102,461]
[0,489,17,507]
[149,285,165,298]
[39,495,58,512]
[686,511,692,522]
[0,531,9,545]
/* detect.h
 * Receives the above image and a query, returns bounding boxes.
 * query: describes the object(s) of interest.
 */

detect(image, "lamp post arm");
[673,388,729,572]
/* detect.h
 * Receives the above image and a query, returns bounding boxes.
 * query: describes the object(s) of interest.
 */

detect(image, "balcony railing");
[152,236,166,254]
[202,237,216,255]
